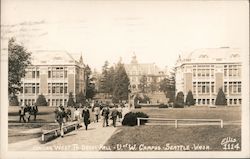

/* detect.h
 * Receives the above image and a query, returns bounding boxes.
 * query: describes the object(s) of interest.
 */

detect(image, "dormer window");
[230,54,240,58]
[199,54,208,58]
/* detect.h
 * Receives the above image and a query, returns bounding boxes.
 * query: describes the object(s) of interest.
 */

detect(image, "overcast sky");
[1,0,249,71]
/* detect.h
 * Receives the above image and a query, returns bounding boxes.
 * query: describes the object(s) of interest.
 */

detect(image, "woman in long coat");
[82,106,90,130]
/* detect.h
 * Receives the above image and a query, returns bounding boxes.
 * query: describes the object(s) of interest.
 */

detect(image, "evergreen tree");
[174,91,184,108]
[159,77,170,93]
[85,65,96,99]
[215,88,227,106]
[8,37,31,96]
[167,69,176,103]
[159,69,176,103]
[36,94,47,106]
[99,61,110,93]
[149,76,158,92]
[138,75,148,93]
[76,91,86,105]
[9,94,19,106]
[112,62,130,103]
[185,90,195,106]
[67,92,75,107]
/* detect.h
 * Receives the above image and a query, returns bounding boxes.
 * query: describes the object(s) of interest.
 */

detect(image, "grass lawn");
[103,106,241,151]
[132,106,241,121]
[104,125,241,151]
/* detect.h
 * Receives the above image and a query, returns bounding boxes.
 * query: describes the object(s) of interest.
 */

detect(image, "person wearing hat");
[55,106,66,137]
[101,104,110,127]
[82,106,90,130]
[19,104,26,123]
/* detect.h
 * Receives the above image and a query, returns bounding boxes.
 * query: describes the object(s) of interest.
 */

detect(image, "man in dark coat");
[111,106,119,127]
[55,106,66,137]
[32,104,38,121]
[82,106,90,130]
[19,105,26,123]
[101,105,110,127]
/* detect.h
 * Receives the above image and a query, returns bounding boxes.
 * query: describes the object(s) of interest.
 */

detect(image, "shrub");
[215,88,227,106]
[185,90,195,106]
[9,95,19,106]
[135,105,141,109]
[36,94,47,106]
[174,91,184,108]
[122,112,149,126]
[159,103,168,108]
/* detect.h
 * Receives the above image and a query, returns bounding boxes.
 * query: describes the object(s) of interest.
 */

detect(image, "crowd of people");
[19,104,38,123]
[54,101,125,138]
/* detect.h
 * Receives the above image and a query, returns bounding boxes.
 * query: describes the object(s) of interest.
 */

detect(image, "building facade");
[17,50,87,106]
[175,47,242,106]
[124,55,169,93]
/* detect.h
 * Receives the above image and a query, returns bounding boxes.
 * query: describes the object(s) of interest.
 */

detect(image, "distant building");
[175,47,242,106]
[124,54,169,93]
[17,50,87,106]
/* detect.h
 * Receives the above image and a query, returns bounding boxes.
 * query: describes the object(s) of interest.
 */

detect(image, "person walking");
[101,105,110,127]
[82,106,90,130]
[19,105,26,123]
[32,104,38,121]
[111,105,119,127]
[55,106,66,138]
[24,104,31,122]
[73,107,81,123]
[94,106,100,122]
[117,104,123,122]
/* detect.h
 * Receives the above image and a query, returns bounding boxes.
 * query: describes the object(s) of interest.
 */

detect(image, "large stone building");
[175,47,242,106]
[17,50,87,106]
[124,55,169,93]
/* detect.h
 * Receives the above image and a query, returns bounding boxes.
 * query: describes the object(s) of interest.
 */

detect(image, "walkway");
[8,108,130,151]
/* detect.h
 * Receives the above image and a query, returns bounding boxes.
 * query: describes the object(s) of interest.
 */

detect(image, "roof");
[176,47,241,66]
[30,50,80,66]
[186,47,240,59]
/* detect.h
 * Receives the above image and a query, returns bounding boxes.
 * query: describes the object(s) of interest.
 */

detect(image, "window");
[211,82,214,93]
[211,69,214,77]
[234,99,237,105]
[64,69,67,78]
[48,71,51,78]
[32,71,36,78]
[37,71,40,78]
[193,69,196,77]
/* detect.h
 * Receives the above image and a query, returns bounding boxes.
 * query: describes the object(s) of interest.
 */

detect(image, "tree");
[159,70,176,103]
[36,94,47,106]
[9,94,19,106]
[138,75,148,93]
[85,65,96,99]
[166,69,176,103]
[8,37,31,96]
[67,92,75,107]
[149,76,158,92]
[159,77,170,93]
[99,61,110,94]
[185,90,195,106]
[112,62,130,103]
[174,91,184,108]
[76,91,85,106]
[215,88,227,106]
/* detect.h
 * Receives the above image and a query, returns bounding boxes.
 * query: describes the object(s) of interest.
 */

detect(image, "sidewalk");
[8,107,130,151]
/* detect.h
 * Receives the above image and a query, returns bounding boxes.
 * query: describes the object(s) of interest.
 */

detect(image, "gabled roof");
[30,50,79,66]
[185,47,240,59]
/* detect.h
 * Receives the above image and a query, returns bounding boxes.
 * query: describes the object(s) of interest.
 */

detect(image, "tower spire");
[79,52,83,64]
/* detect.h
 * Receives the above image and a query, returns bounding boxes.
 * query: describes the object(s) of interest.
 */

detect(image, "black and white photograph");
[1,0,249,158]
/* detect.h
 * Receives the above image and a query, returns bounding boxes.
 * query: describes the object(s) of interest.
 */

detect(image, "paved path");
[9,108,130,151]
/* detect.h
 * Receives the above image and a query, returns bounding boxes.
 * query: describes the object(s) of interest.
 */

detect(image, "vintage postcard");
[1,0,249,158]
